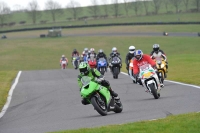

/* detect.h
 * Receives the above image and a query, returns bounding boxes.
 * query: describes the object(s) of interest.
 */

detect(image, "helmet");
[134,50,143,61]
[82,51,85,54]
[90,48,95,53]
[153,44,159,52]
[90,48,95,52]
[99,49,103,53]
[129,46,135,54]
[84,48,88,52]
[73,49,77,52]
[62,55,65,57]
[112,47,117,54]
[79,62,90,75]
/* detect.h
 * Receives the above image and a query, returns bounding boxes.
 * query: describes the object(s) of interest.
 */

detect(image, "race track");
[0,69,200,133]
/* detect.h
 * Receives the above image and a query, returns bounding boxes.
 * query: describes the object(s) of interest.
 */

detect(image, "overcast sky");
[1,0,130,11]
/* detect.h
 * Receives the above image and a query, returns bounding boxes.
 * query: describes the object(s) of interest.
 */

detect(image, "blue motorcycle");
[97,58,107,75]
[83,55,88,63]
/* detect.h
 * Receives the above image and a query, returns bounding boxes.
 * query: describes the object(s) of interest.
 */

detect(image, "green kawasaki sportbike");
[80,76,123,116]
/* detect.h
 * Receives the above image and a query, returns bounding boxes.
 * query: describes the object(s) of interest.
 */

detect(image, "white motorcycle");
[138,64,161,99]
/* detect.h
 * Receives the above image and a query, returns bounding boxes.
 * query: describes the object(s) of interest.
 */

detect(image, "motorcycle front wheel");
[91,96,107,116]
[148,83,160,99]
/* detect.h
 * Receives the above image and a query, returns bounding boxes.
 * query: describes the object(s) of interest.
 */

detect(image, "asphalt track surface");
[0,69,200,133]
[2,32,200,40]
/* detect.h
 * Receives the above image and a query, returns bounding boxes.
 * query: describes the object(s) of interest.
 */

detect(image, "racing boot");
[109,88,120,101]
[81,98,90,105]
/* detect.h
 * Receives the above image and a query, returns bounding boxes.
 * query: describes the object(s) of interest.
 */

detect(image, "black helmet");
[73,49,77,52]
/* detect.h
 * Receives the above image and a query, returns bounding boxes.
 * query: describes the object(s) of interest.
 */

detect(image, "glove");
[95,77,104,83]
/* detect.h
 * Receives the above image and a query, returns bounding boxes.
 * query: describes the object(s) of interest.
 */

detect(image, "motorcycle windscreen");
[80,76,99,98]
[98,86,111,104]
[98,58,106,67]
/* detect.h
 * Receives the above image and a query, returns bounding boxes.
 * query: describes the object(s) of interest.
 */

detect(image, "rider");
[84,48,89,56]
[71,48,80,61]
[150,44,168,72]
[109,47,122,70]
[88,48,96,60]
[96,49,108,71]
[125,46,135,74]
[80,51,86,62]
[60,55,68,66]
[77,62,119,105]
[133,49,164,88]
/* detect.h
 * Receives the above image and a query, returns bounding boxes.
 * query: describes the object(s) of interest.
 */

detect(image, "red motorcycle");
[88,58,97,68]
[61,60,67,69]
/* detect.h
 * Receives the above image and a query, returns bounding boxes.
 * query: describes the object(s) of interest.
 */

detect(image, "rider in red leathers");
[133,50,164,88]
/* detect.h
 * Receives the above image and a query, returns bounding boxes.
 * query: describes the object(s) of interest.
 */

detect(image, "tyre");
[91,96,107,116]
[113,67,119,79]
[74,61,78,69]
[160,72,164,84]
[148,83,159,99]
[100,67,105,75]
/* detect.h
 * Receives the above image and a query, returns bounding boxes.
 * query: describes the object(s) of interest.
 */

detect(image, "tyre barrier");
[40,34,46,38]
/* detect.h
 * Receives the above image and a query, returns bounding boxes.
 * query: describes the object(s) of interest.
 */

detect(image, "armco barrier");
[0,22,200,33]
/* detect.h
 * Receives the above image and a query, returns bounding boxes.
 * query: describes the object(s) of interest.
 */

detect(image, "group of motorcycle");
[129,57,167,99]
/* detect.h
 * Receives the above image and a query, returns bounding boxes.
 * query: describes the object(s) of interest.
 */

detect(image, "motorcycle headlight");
[157,61,161,65]
[161,64,165,68]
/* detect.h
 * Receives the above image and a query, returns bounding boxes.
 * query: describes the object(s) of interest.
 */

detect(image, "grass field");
[51,112,200,133]
[1,0,199,31]
[0,25,200,132]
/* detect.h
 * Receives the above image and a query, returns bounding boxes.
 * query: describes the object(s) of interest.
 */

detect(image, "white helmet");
[62,55,65,57]
[129,46,135,54]
[84,48,88,52]
[90,48,95,52]
[112,47,117,54]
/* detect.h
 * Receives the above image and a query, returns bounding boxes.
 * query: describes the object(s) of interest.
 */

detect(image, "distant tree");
[88,0,99,19]
[123,0,131,17]
[102,0,109,18]
[111,0,120,18]
[26,0,41,24]
[0,2,11,26]
[142,0,149,15]
[193,0,200,12]
[163,0,169,13]
[132,0,142,16]
[170,0,182,13]
[152,0,162,15]
[67,0,82,20]
[45,0,63,22]
[183,0,189,12]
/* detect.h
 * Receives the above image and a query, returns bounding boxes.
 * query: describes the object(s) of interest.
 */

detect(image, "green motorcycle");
[80,76,123,116]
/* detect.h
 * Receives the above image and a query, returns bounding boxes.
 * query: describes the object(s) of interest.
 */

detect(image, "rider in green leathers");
[77,62,119,105]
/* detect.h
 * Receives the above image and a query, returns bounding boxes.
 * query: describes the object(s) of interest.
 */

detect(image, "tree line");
[0,0,200,27]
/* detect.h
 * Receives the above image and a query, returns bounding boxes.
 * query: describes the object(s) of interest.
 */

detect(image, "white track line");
[121,72,200,89]
[121,71,200,118]
[0,71,22,119]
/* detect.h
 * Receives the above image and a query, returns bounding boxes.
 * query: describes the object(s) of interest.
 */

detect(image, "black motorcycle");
[110,56,121,79]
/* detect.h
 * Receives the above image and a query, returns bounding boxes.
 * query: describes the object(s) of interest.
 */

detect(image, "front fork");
[154,73,161,90]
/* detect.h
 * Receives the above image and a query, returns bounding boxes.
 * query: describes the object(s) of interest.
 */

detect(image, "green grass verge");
[0,71,18,111]
[50,112,200,133]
